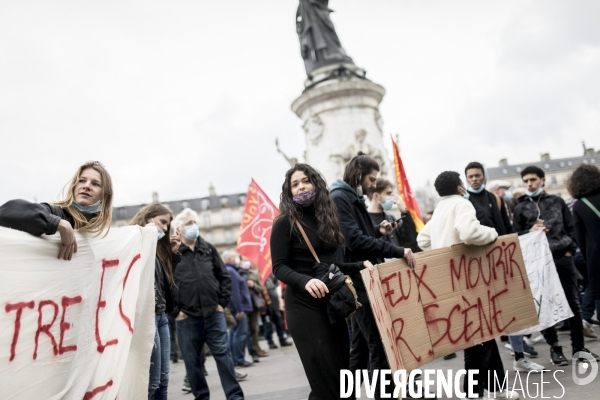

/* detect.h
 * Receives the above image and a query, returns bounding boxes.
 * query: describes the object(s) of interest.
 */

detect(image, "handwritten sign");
[510,231,573,335]
[362,234,539,372]
[0,225,156,400]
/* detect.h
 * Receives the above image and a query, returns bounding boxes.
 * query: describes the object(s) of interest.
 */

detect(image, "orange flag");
[236,180,279,283]
[391,136,424,232]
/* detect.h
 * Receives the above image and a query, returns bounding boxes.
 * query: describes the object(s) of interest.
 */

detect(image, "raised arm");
[0,199,69,236]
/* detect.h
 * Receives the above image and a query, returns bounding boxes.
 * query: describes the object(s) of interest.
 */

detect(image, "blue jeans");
[229,313,249,366]
[508,335,524,353]
[264,309,286,344]
[149,313,170,399]
[582,288,600,322]
[176,312,244,400]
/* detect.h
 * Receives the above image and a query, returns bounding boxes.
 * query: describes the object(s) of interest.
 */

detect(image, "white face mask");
[241,261,251,270]
[235,256,241,265]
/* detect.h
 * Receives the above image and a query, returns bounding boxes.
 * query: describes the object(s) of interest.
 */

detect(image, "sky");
[1,0,599,207]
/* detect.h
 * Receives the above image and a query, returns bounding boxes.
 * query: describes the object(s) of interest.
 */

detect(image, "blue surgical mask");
[380,196,394,212]
[504,191,512,202]
[459,187,470,200]
[467,184,486,194]
[526,188,543,197]
[184,224,200,240]
[72,200,102,214]
[156,226,165,241]
[151,218,166,241]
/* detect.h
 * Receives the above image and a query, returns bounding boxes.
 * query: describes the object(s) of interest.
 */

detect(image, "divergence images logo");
[572,352,598,386]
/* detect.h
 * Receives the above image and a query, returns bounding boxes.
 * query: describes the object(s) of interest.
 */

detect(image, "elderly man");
[172,208,244,400]
[417,171,519,400]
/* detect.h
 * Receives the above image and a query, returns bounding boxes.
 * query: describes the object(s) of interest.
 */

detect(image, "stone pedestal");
[291,65,391,185]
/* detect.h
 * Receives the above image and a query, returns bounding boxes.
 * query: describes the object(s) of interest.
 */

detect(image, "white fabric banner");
[0,225,156,399]
[511,230,574,335]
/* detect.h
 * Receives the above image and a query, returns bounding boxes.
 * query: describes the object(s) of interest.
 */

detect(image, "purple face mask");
[293,190,317,207]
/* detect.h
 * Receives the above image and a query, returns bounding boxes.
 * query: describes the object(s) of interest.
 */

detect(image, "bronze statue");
[297,0,354,76]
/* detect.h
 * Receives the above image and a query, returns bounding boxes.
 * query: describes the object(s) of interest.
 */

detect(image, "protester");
[129,204,181,399]
[223,250,254,369]
[171,208,244,400]
[366,178,420,253]
[513,166,598,364]
[417,171,519,399]
[0,160,113,259]
[238,259,269,363]
[568,164,600,335]
[330,152,415,399]
[264,274,292,349]
[487,179,512,203]
[463,163,544,371]
[271,163,375,400]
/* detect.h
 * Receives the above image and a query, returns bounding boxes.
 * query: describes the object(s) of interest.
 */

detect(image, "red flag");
[236,180,279,283]
[391,136,424,232]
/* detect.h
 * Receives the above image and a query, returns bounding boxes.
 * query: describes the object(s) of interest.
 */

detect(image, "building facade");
[111,185,246,253]
[486,148,599,199]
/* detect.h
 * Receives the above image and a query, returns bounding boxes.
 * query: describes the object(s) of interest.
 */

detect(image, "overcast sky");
[1,0,599,207]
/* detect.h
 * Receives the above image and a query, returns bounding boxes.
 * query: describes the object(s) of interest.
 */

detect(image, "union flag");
[391,136,424,232]
[236,180,279,283]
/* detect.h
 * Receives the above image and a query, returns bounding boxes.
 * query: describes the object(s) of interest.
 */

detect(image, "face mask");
[73,200,102,214]
[526,188,543,197]
[293,190,316,207]
[151,218,166,241]
[184,224,200,240]
[241,261,251,269]
[467,184,486,194]
[235,256,241,265]
[459,187,470,200]
[504,191,512,202]
[380,196,394,212]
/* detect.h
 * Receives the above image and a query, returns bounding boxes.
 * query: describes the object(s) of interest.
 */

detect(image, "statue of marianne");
[296,0,354,76]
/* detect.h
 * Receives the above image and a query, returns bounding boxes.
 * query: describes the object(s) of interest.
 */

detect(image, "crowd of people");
[0,153,599,400]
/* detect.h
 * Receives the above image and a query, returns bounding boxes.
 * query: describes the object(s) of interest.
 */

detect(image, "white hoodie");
[417,195,498,251]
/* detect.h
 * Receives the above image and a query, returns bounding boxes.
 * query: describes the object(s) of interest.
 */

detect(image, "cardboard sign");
[0,225,156,400]
[510,231,573,335]
[361,234,538,373]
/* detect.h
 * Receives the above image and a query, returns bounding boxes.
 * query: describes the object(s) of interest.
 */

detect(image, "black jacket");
[513,192,578,258]
[572,192,600,300]
[171,237,232,318]
[369,210,421,252]
[330,180,404,303]
[155,252,181,314]
[0,199,74,234]
[467,190,513,235]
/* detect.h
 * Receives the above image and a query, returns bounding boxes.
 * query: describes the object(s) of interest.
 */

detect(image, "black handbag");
[295,220,362,318]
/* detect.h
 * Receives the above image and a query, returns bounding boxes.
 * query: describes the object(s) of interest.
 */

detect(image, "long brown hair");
[52,161,113,236]
[130,203,175,285]
[276,163,344,245]
[343,151,380,189]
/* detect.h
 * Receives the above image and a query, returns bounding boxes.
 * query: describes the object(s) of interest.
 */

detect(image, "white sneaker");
[514,357,545,372]
[484,389,520,399]
[583,319,598,339]
[524,335,545,346]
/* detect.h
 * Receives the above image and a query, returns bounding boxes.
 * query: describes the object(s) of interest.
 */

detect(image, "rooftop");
[112,192,247,221]
[487,152,598,180]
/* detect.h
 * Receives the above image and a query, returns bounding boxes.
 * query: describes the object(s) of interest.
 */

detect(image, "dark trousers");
[463,340,505,397]
[246,310,261,355]
[176,312,244,400]
[349,304,390,400]
[542,256,585,351]
[264,309,286,344]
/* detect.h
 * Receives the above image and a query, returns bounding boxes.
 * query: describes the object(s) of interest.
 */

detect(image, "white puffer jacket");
[417,195,498,250]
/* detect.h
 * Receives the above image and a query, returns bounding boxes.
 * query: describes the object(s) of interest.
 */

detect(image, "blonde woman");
[130,203,181,399]
[0,160,113,260]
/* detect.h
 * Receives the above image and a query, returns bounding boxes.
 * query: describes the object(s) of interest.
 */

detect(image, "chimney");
[499,159,508,167]
[152,192,159,203]
[584,148,595,156]
[209,183,216,197]
[540,153,550,161]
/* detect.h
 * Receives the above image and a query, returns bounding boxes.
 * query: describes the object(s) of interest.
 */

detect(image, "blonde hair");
[52,161,113,236]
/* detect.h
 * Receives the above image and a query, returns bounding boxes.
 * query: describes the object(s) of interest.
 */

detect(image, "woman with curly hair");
[271,163,373,400]
[568,163,600,327]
